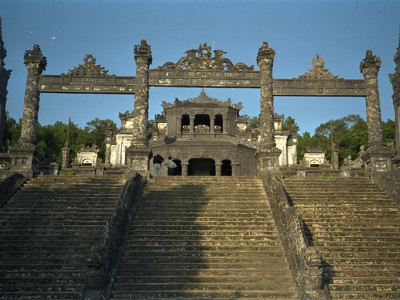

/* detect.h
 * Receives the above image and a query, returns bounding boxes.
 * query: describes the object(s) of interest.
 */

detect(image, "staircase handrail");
[0,173,27,207]
[260,173,331,300]
[82,173,146,300]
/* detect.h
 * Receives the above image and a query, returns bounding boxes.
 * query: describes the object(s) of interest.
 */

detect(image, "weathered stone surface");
[360,50,384,148]
[19,44,46,145]
[131,40,151,147]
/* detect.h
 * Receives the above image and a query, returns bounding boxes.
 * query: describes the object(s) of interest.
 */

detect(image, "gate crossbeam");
[39,75,136,94]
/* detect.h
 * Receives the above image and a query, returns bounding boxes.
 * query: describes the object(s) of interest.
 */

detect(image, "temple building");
[106,90,298,176]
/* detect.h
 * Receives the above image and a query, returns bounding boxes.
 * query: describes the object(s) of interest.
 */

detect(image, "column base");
[256,146,282,176]
[125,144,150,177]
[1,143,43,178]
[362,145,395,176]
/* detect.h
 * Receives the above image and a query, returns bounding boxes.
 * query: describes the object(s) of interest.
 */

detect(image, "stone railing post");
[256,42,281,173]
[126,41,152,175]
[19,45,46,145]
[360,50,394,174]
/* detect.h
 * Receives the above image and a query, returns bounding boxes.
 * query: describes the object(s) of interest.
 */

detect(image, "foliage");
[3,113,20,148]
[248,116,260,129]
[3,114,116,166]
[297,114,396,166]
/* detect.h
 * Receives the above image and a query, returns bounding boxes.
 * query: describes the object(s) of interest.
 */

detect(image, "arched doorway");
[188,158,215,176]
[172,159,182,175]
[221,159,232,176]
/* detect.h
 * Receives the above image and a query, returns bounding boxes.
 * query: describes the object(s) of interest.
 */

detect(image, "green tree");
[3,113,21,147]
[248,116,260,129]
[83,118,116,161]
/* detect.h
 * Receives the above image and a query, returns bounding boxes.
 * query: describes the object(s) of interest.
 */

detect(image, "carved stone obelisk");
[256,42,281,173]
[360,50,393,174]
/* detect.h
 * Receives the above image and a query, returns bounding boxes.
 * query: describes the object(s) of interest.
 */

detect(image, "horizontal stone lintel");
[38,74,366,97]
[39,75,136,94]
[273,79,366,97]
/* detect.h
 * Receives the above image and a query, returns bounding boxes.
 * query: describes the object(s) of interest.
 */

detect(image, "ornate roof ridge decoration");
[63,54,114,77]
[161,89,243,110]
[157,43,254,71]
[296,54,342,80]
[119,110,134,120]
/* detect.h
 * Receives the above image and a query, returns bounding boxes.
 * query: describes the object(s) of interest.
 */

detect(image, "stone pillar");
[176,117,182,136]
[210,116,215,134]
[360,50,393,174]
[215,163,222,176]
[19,45,46,145]
[360,50,384,148]
[256,42,281,173]
[126,40,152,175]
[389,27,400,166]
[0,18,11,152]
[222,116,227,134]
[189,116,195,134]
[232,163,239,176]
[181,163,188,176]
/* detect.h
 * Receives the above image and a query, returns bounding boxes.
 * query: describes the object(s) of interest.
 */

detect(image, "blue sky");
[0,0,399,134]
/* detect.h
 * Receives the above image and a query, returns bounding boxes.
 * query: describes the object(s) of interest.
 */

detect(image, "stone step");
[328,290,400,299]
[112,176,298,298]
[111,290,298,299]
[112,282,295,292]
[126,234,279,242]
[115,274,293,284]
[0,291,80,300]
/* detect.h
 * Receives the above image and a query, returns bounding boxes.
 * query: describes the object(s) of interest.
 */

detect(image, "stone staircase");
[283,177,400,299]
[111,176,299,299]
[0,175,126,299]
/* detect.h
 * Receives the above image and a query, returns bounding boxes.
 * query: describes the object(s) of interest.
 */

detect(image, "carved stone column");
[0,18,11,152]
[360,50,393,174]
[256,42,281,173]
[360,50,384,148]
[131,40,151,146]
[389,27,400,166]
[19,45,46,145]
[126,40,152,175]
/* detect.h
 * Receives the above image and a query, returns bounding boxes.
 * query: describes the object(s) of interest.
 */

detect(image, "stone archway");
[6,40,394,177]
